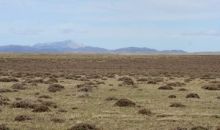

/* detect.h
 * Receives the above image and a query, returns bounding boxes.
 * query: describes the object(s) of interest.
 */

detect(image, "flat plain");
[0,54,220,130]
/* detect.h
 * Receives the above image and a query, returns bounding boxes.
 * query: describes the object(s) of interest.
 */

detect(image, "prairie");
[0,54,219,130]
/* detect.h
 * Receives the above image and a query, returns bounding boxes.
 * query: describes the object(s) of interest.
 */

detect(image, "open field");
[0,54,220,130]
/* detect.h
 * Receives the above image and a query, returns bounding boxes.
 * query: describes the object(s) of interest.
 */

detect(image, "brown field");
[0,54,220,130]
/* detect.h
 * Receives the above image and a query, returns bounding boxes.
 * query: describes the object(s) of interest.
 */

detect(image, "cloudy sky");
[0,0,220,52]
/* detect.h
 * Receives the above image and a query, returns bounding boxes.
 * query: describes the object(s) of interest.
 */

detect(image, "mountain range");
[0,40,186,54]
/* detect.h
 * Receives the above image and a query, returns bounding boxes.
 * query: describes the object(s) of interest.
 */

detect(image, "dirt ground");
[0,54,219,130]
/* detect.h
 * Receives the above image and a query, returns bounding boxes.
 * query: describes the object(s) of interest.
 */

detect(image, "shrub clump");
[147,77,164,84]
[78,86,93,93]
[105,97,118,101]
[12,100,37,109]
[170,102,186,108]
[168,95,177,98]
[25,78,44,84]
[178,88,188,91]
[202,84,220,90]
[0,95,10,106]
[186,93,200,99]
[0,77,18,82]
[137,78,148,82]
[48,84,64,92]
[173,127,187,130]
[45,78,58,84]
[166,82,185,87]
[68,123,99,130]
[114,99,136,107]
[58,109,67,113]
[191,126,208,130]
[38,100,57,108]
[76,82,98,93]
[11,83,26,90]
[138,108,152,116]
[158,85,173,90]
[118,77,135,86]
[76,92,90,98]
[216,126,220,130]
[0,89,14,93]
[0,124,10,130]
[32,105,50,112]
[184,78,193,83]
[14,115,31,122]
[51,118,65,123]
[38,95,52,99]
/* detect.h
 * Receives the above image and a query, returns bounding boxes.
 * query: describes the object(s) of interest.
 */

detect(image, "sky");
[0,0,220,52]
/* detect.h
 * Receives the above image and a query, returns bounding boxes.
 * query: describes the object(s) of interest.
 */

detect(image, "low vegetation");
[0,54,219,130]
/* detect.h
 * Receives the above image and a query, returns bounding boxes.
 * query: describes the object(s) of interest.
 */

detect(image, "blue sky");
[0,0,220,52]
